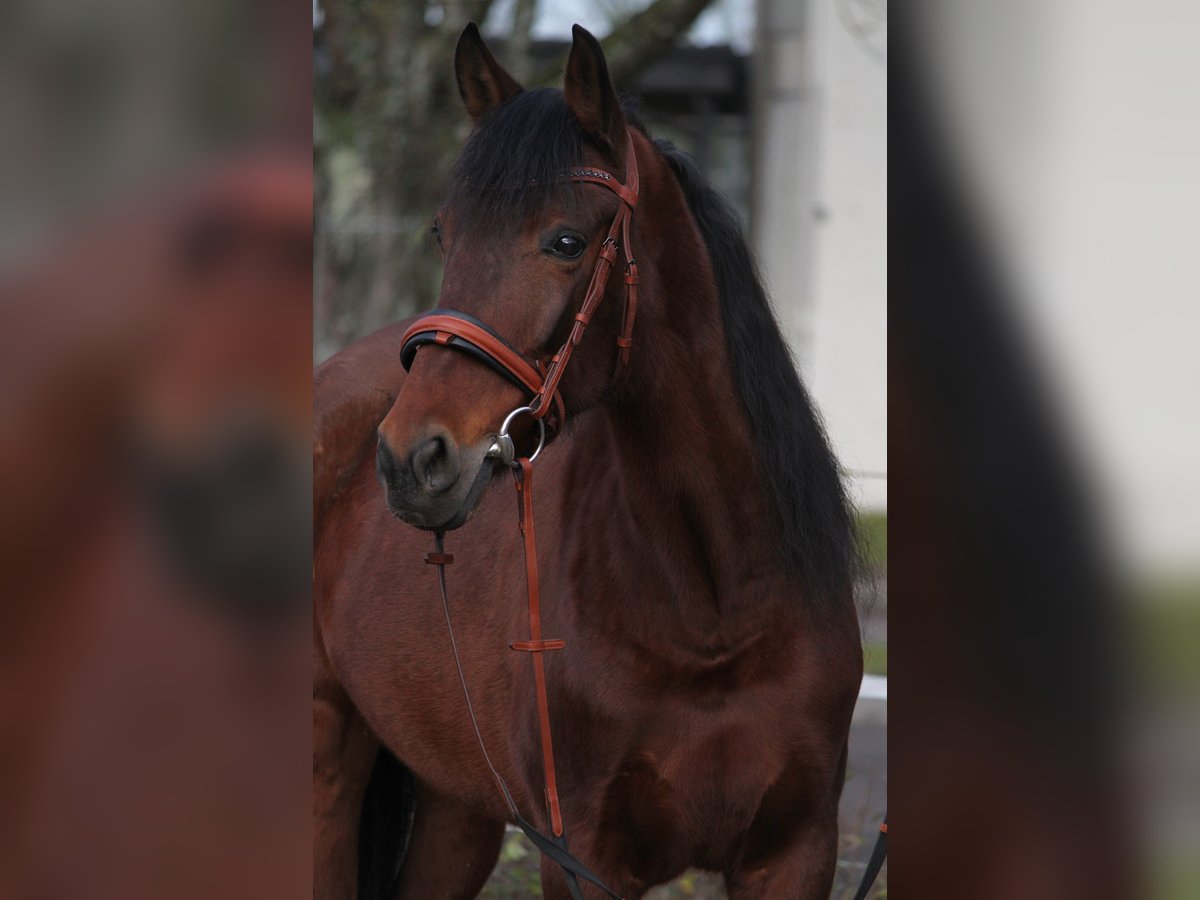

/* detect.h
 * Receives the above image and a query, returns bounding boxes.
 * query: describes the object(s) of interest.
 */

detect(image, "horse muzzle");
[376,426,497,531]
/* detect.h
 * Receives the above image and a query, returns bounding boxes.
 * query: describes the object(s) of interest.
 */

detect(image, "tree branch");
[507,0,539,83]
[603,0,717,84]
[530,0,717,87]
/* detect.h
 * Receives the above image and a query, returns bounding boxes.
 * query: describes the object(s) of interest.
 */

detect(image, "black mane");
[655,142,856,602]
[451,91,856,602]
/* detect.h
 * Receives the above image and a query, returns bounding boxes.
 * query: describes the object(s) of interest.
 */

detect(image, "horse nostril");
[376,437,399,485]
[410,432,461,494]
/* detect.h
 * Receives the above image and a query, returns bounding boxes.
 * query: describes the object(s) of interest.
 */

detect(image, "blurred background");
[314,0,886,896]
[1,1,311,898]
[3,0,1198,895]
[891,3,1200,899]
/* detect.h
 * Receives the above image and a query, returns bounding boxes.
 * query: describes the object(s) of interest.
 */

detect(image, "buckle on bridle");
[485,405,546,467]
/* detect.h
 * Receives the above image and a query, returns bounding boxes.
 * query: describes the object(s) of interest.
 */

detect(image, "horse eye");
[550,234,585,259]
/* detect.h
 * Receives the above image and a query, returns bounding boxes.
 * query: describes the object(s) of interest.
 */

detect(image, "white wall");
[915,0,1200,575]
[754,0,888,510]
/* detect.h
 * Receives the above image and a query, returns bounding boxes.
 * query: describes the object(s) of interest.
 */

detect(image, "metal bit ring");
[486,405,546,467]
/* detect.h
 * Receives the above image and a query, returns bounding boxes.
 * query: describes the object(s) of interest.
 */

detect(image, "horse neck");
[566,179,794,637]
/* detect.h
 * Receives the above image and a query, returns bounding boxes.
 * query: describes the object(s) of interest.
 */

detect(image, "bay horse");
[313,24,861,899]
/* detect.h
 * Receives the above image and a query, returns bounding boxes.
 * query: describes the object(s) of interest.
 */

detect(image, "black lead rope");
[509,815,595,900]
[850,816,887,900]
[429,532,622,900]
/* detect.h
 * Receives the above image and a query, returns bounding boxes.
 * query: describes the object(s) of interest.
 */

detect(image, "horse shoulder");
[313,319,414,529]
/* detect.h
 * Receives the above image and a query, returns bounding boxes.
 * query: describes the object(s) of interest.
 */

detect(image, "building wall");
[912,1,1199,574]
[754,0,887,510]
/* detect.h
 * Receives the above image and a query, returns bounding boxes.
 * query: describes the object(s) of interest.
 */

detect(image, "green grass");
[863,639,888,677]
[1150,850,1200,900]
[856,512,888,569]
[1133,581,1200,692]
[481,832,543,898]
[855,513,887,676]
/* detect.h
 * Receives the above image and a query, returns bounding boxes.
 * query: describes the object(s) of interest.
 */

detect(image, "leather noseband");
[398,309,567,429]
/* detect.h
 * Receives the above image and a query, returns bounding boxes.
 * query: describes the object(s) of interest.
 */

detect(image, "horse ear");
[455,23,523,122]
[564,24,627,167]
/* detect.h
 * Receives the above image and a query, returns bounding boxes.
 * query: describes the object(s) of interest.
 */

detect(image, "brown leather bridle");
[399,131,640,439]
[396,132,640,900]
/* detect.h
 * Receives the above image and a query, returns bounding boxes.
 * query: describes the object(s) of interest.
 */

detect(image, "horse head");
[378,25,643,531]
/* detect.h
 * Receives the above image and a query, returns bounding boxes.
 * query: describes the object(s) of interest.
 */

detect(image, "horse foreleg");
[725,805,841,900]
[313,682,378,900]
[391,780,505,899]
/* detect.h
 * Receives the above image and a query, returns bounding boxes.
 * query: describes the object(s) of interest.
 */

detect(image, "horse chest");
[597,704,788,872]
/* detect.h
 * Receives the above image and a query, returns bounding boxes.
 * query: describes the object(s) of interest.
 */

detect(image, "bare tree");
[313,0,717,360]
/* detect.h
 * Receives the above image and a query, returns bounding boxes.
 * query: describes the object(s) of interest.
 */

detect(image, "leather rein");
[396,132,640,900]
